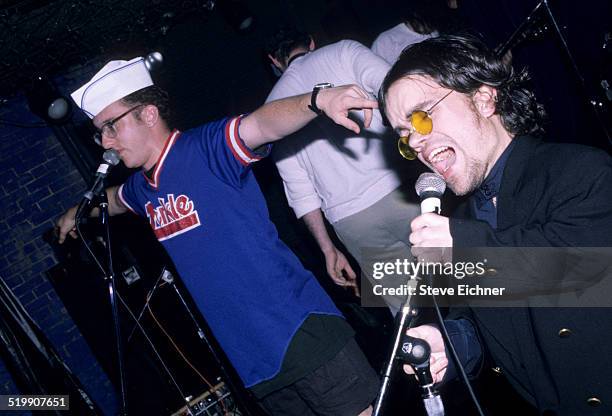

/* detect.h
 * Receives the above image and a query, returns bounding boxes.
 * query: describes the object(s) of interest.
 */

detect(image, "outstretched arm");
[239,84,377,149]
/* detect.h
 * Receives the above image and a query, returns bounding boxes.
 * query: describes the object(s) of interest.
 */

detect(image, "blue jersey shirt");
[118,116,342,387]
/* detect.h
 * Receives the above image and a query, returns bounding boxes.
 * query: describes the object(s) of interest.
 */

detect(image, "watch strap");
[308,83,333,115]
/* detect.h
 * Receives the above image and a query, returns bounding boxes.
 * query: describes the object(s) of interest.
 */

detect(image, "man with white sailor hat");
[57,56,380,415]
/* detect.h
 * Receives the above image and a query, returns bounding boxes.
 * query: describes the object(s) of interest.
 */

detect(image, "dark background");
[0,0,610,414]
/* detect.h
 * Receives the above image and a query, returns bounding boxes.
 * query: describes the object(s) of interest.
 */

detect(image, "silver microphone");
[415,172,446,214]
[411,172,446,416]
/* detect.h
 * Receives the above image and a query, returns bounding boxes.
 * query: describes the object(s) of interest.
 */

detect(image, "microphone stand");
[127,266,254,415]
[374,173,447,415]
[162,269,255,416]
[372,295,419,416]
[98,189,129,415]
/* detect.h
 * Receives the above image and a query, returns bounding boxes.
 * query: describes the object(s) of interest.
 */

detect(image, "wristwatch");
[308,82,334,115]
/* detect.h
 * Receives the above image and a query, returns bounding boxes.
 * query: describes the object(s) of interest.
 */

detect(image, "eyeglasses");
[93,104,145,146]
[398,90,453,160]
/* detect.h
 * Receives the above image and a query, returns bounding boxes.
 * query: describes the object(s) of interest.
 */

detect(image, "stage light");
[144,52,164,72]
[25,75,72,124]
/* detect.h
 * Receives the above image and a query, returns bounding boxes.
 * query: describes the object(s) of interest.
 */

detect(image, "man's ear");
[309,37,315,51]
[141,105,159,127]
[472,85,498,118]
[267,54,284,71]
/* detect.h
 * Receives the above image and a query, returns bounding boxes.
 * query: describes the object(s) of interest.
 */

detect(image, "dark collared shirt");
[471,140,516,229]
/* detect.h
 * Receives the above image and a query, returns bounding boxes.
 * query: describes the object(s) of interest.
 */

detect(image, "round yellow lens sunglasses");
[398,90,453,160]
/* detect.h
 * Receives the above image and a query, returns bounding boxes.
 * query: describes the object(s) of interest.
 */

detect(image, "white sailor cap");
[71,57,153,118]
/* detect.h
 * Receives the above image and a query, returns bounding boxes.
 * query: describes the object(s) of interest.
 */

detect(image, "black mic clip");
[76,149,120,220]
[398,335,445,416]
[397,335,433,385]
[75,188,100,221]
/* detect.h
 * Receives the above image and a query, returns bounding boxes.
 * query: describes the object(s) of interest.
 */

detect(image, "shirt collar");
[142,129,180,188]
[474,140,516,207]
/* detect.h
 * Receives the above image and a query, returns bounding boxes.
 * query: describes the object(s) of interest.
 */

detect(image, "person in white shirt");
[371,0,444,64]
[265,27,421,314]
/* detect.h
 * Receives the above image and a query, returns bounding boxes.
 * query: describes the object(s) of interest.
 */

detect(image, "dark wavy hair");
[265,26,311,65]
[121,85,173,129]
[379,34,546,137]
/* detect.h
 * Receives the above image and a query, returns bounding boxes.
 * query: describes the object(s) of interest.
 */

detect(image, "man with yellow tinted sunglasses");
[380,34,612,415]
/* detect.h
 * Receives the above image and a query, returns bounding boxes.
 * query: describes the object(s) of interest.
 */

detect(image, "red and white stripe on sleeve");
[224,116,267,166]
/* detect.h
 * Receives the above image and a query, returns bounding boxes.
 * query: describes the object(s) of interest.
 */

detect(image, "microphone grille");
[415,172,446,197]
[103,149,120,166]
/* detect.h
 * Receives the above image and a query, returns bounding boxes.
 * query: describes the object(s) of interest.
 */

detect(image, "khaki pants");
[333,188,420,315]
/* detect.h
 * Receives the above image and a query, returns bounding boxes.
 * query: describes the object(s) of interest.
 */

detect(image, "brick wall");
[0,65,117,414]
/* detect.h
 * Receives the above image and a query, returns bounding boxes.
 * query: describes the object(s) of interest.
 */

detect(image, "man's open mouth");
[426,146,456,176]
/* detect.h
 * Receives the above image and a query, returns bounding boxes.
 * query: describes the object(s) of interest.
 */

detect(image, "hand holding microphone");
[399,326,447,416]
[372,173,450,416]
[56,149,120,243]
[405,174,448,416]
[411,172,452,263]
[401,325,448,384]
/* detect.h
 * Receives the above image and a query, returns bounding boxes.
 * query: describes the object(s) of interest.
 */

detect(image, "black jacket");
[449,136,612,415]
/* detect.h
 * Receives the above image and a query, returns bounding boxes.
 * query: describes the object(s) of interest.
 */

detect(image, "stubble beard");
[448,108,489,196]
[447,157,487,196]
